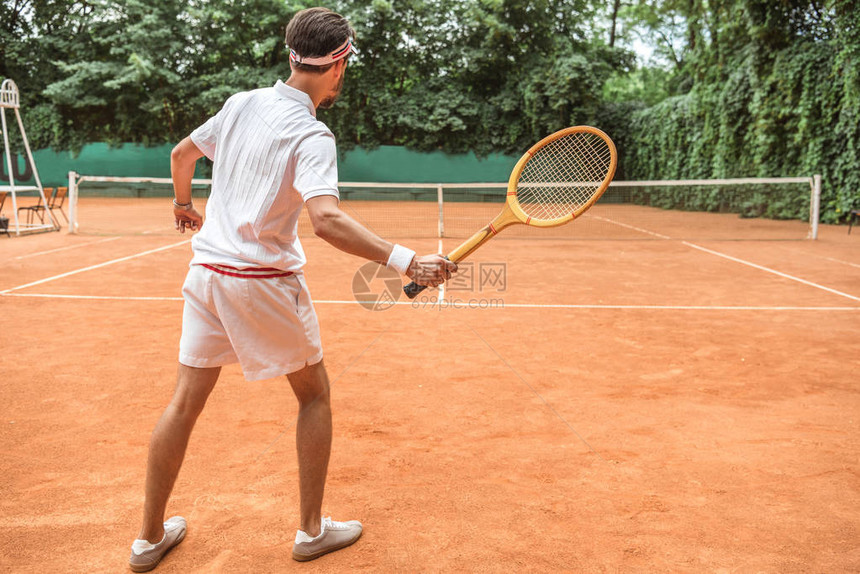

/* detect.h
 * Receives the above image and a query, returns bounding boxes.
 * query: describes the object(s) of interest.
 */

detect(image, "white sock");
[295,522,327,544]
[131,532,166,555]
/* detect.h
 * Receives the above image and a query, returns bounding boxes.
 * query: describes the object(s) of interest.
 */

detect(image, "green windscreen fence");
[0,143,518,192]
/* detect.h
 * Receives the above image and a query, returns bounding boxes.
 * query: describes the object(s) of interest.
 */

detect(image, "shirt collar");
[274,80,316,117]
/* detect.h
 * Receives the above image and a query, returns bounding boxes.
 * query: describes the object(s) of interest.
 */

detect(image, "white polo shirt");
[189,80,339,272]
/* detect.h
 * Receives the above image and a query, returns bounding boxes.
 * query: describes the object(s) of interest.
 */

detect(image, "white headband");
[289,37,358,66]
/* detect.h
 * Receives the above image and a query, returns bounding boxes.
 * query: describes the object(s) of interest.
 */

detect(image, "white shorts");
[178,264,323,381]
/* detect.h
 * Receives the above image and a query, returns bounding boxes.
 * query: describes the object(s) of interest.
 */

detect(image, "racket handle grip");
[403,281,427,299]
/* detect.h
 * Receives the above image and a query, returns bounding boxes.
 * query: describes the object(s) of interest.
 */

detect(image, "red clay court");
[1,197,859,572]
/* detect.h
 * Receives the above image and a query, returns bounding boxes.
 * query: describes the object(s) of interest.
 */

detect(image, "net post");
[437,183,444,238]
[810,174,821,240]
[68,171,79,234]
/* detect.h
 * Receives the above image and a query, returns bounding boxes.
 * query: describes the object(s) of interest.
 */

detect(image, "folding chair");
[50,186,69,223]
[17,187,55,225]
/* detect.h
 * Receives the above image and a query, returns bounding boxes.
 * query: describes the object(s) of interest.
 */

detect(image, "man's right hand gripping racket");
[404,126,618,298]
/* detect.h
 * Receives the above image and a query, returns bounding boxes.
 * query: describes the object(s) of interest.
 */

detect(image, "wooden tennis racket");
[404,126,617,298]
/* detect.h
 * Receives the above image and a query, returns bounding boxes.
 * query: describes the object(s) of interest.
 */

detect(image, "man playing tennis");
[128,7,455,571]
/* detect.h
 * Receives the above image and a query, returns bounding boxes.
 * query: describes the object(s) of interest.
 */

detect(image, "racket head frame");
[504,125,618,228]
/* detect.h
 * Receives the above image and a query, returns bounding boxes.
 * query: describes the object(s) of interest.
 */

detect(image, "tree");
[322,0,623,155]
[618,0,858,222]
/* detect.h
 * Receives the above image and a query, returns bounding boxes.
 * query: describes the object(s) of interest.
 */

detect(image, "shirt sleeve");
[189,114,219,161]
[293,131,340,202]
[190,92,247,161]
[190,93,242,161]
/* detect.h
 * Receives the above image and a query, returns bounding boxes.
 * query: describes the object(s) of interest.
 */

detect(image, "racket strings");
[516,132,613,222]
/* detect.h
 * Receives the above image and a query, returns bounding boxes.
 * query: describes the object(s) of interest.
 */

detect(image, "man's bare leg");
[287,360,332,538]
[137,364,221,542]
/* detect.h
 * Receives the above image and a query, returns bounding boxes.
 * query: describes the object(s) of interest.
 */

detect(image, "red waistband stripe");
[201,264,294,279]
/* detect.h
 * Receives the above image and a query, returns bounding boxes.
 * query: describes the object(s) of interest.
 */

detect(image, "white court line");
[3,293,858,311]
[3,293,183,301]
[682,241,860,302]
[818,255,860,269]
[12,236,122,260]
[0,239,192,295]
[593,214,860,303]
[764,242,860,270]
[499,302,859,311]
[801,253,860,270]
[588,215,671,239]
[3,215,855,307]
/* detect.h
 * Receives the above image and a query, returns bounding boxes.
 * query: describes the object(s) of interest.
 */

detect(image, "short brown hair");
[285,7,354,74]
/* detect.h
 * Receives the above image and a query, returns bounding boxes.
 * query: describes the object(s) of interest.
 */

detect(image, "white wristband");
[386,244,415,275]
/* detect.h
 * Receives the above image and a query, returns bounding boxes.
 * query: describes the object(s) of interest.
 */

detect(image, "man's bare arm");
[305,195,456,287]
[171,137,205,233]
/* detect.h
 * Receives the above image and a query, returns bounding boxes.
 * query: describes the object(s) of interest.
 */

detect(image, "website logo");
[352,262,402,311]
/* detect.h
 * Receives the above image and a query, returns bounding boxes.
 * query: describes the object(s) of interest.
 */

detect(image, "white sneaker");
[129,516,187,572]
[292,516,362,561]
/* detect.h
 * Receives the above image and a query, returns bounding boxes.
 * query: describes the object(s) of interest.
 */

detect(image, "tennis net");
[67,174,821,240]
